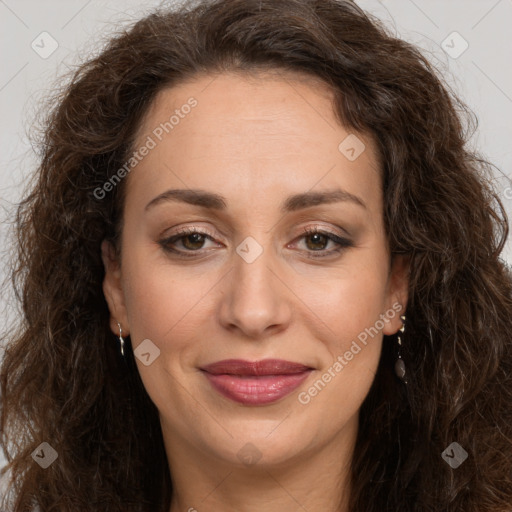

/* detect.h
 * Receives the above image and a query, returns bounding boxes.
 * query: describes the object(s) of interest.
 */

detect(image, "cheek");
[282,262,390,440]
[119,256,215,410]
[120,245,232,374]
[313,276,387,387]
[295,262,389,419]
[293,250,390,348]
[122,260,211,344]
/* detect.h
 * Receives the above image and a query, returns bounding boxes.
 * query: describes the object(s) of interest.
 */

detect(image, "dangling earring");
[117,322,125,357]
[394,314,408,384]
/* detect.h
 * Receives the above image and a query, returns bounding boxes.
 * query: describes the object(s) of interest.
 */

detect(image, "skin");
[102,70,409,512]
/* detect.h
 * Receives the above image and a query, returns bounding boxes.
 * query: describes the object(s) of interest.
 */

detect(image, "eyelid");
[299,222,351,239]
[174,225,217,238]
[160,226,221,246]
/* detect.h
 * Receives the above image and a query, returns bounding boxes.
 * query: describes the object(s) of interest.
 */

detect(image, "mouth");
[200,359,313,405]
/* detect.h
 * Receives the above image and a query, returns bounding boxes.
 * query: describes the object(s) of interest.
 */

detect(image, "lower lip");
[203,371,312,405]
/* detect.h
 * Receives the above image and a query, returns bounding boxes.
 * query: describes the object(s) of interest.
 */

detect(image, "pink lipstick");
[200,359,312,405]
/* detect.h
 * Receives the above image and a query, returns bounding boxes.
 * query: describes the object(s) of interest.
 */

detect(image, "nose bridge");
[219,234,290,337]
[235,236,273,294]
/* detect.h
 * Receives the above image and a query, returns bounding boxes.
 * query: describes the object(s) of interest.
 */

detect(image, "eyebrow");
[144,188,366,213]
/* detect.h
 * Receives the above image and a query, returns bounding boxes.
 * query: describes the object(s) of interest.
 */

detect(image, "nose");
[218,241,292,339]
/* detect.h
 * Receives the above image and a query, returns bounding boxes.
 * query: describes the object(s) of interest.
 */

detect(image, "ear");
[101,239,130,336]
[382,254,410,336]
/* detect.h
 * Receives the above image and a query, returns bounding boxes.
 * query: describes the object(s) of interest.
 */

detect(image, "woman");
[1,0,511,510]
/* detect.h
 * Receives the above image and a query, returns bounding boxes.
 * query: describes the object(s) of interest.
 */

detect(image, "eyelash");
[158,226,353,259]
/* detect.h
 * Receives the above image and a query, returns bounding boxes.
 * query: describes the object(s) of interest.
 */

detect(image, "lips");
[200,359,313,405]
[201,359,312,376]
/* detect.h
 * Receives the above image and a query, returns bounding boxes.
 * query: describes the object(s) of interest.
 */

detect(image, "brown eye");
[181,233,207,250]
[295,227,354,259]
[158,227,221,257]
[304,232,330,251]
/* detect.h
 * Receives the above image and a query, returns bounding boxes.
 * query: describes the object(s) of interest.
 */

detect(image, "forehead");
[127,71,382,216]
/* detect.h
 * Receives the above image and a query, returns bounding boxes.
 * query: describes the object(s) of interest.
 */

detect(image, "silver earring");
[117,322,125,357]
[394,314,408,384]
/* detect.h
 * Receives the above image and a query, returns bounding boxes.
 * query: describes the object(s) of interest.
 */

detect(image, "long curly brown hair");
[1,0,511,510]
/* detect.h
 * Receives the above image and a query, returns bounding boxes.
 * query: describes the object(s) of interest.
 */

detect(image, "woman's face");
[102,71,408,471]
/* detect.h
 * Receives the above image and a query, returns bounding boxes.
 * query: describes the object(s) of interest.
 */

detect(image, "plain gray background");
[1,0,511,477]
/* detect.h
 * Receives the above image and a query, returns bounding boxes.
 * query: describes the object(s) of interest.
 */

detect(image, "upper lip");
[200,359,312,376]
